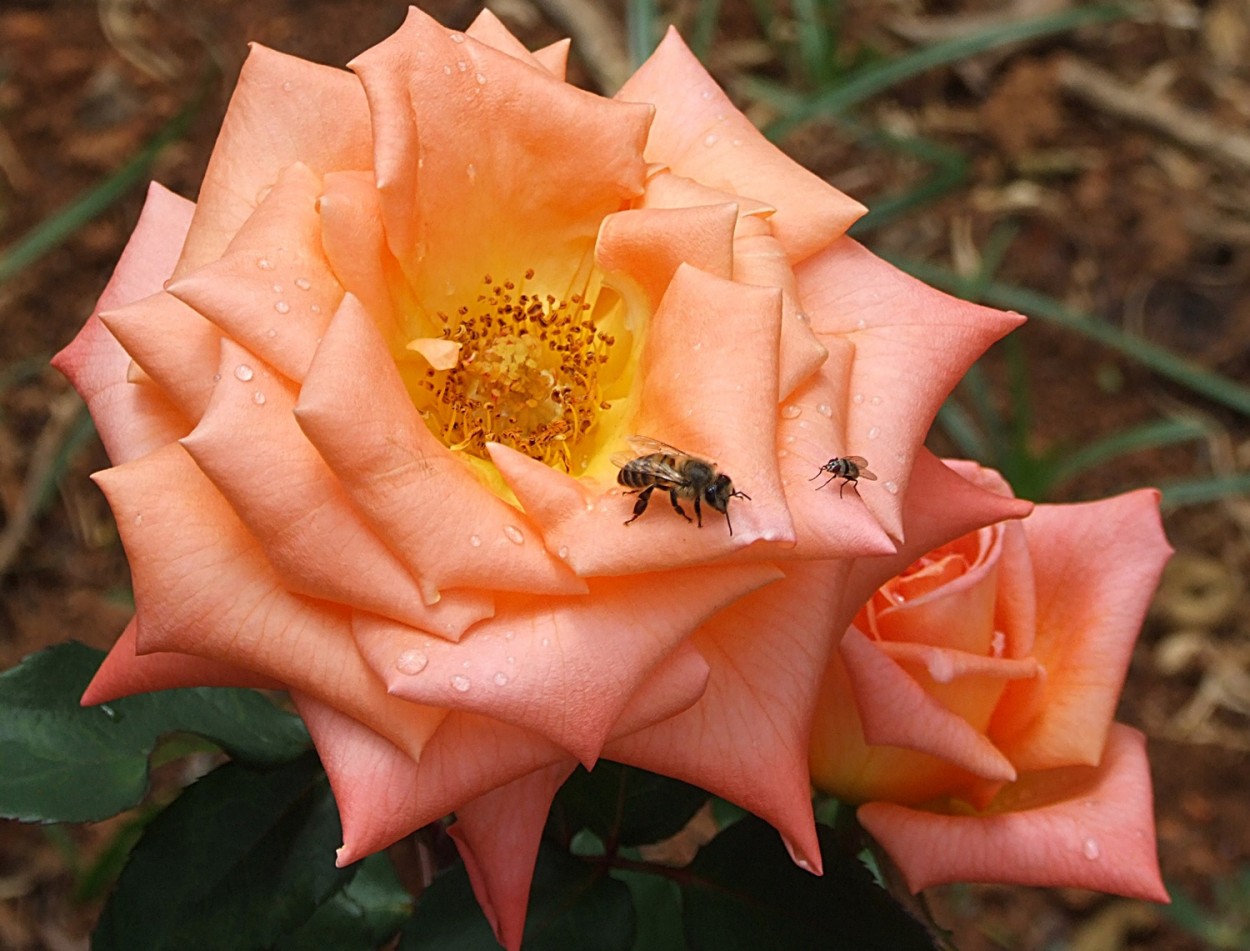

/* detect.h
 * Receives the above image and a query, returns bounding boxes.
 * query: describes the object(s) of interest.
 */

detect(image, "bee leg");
[624,485,656,525]
[669,488,693,524]
[693,494,703,528]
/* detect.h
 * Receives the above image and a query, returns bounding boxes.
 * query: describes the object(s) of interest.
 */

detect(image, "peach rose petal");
[175,45,372,275]
[841,451,1034,620]
[98,290,221,423]
[351,7,651,299]
[81,619,283,705]
[531,39,571,79]
[92,443,445,763]
[840,627,1018,783]
[465,8,554,74]
[595,204,737,309]
[732,216,829,401]
[796,241,1026,539]
[991,491,1172,770]
[310,642,711,865]
[618,29,865,264]
[165,163,340,383]
[449,761,577,951]
[859,725,1169,901]
[316,170,405,340]
[641,168,775,221]
[497,265,792,576]
[990,518,1039,659]
[607,560,854,874]
[355,563,779,766]
[180,341,492,637]
[295,294,585,598]
[52,182,196,460]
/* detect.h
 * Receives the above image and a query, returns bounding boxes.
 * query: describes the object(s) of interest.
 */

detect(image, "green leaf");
[680,816,936,951]
[555,761,709,848]
[400,841,634,951]
[277,852,414,951]
[616,869,686,951]
[0,642,309,823]
[93,752,352,951]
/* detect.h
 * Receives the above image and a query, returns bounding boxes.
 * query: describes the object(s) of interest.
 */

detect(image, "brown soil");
[2,2,1247,949]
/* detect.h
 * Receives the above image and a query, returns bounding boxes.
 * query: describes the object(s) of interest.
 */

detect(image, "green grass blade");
[792,0,840,88]
[765,3,1128,140]
[1160,473,1250,508]
[1048,417,1209,489]
[689,0,725,60]
[884,256,1250,419]
[935,399,991,460]
[626,0,660,68]
[0,77,208,287]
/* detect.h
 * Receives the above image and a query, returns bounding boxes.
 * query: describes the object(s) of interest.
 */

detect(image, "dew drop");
[503,524,524,544]
[466,163,476,181]
[557,545,570,559]
[991,630,1006,658]
[265,327,277,338]
[784,434,796,445]
[253,391,266,406]
[450,674,471,692]
[476,72,487,85]
[856,318,867,330]
[234,364,254,382]
[926,650,956,684]
[295,277,312,290]
[870,395,882,405]
[257,257,274,270]
[731,138,743,147]
[883,480,899,495]
[310,304,322,314]
[692,341,702,351]
[282,79,294,92]
[100,703,118,720]
[212,372,222,382]
[469,534,482,547]
[816,403,833,418]
[442,64,452,75]
[700,89,714,100]
[794,858,814,873]
[506,655,515,665]
[396,650,428,674]
[462,659,470,668]
[852,392,864,404]
[778,449,788,458]
[867,426,881,439]
[781,404,802,419]
[493,672,509,686]
[456,60,468,72]
[449,31,466,42]
[541,637,550,647]
[133,513,144,526]
[1082,838,1101,860]
[274,300,290,314]
[794,311,808,323]
[703,133,719,147]
[504,630,515,640]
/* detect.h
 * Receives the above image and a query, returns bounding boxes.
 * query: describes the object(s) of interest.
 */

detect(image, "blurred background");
[1,1,1247,947]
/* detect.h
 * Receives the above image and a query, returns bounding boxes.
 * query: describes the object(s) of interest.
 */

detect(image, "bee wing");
[626,434,688,457]
[610,450,640,469]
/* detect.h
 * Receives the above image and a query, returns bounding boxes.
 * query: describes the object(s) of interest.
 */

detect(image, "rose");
[809,462,1171,901]
[54,9,1025,946]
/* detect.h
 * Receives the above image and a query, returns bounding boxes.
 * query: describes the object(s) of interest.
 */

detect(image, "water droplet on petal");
[450,674,471,692]
[100,703,118,720]
[310,304,322,314]
[557,545,569,559]
[506,655,515,665]
[816,403,833,418]
[469,534,482,547]
[212,372,222,382]
[503,525,524,544]
[234,364,254,382]
[504,630,515,640]
[274,300,290,314]
[1082,838,1101,860]
[253,391,266,406]
[692,341,702,351]
[883,480,899,495]
[257,257,274,270]
[926,651,956,683]
[449,32,465,42]
[703,133,719,147]
[870,395,882,405]
[133,513,144,526]
[856,318,867,330]
[794,311,808,323]
[784,435,796,445]
[781,405,801,419]
[541,637,550,647]
[456,60,468,72]
[265,327,277,338]
[731,138,743,147]
[867,426,881,439]
[991,630,1006,657]
[295,277,312,290]
[466,163,476,182]
[778,448,788,458]
[700,89,714,100]
[493,672,509,686]
[396,650,428,674]
[442,64,452,75]
[476,73,487,85]
[281,80,293,92]
[853,393,864,404]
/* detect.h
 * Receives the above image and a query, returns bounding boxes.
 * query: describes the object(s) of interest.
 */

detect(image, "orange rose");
[810,462,1171,901]
[55,11,1025,946]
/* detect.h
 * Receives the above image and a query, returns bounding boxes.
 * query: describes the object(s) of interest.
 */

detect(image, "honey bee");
[811,455,877,497]
[613,436,751,535]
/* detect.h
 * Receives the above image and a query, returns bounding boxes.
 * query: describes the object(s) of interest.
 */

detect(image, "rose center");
[409,271,622,471]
